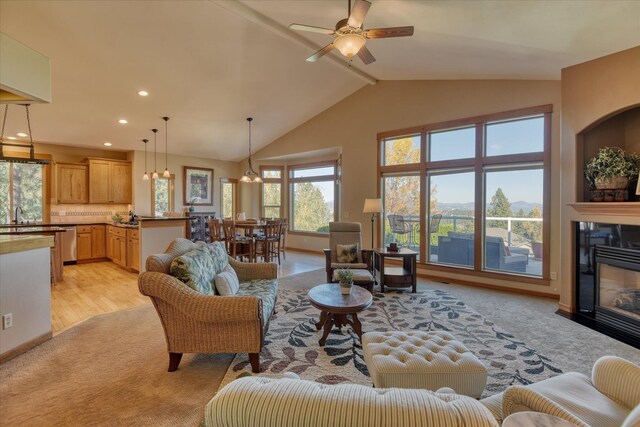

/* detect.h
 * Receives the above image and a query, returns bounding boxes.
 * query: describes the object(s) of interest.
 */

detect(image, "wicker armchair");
[138,238,277,373]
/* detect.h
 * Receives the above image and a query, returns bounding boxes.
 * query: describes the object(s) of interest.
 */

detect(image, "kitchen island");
[0,235,54,363]
[0,226,66,283]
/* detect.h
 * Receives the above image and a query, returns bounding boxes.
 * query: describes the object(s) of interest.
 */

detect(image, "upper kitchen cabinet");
[56,163,88,203]
[88,158,131,204]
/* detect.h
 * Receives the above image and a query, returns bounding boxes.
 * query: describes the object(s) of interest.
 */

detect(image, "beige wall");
[247,79,562,295]
[130,150,241,216]
[559,46,640,312]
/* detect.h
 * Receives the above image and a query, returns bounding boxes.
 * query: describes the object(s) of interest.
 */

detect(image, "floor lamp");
[363,198,383,249]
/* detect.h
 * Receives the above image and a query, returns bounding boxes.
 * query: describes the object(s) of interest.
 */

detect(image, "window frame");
[1,153,50,223]
[259,166,284,219]
[219,177,238,219]
[150,173,175,216]
[288,160,339,236]
[377,105,552,285]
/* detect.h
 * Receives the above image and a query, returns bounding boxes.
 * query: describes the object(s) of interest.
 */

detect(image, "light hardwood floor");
[51,250,325,334]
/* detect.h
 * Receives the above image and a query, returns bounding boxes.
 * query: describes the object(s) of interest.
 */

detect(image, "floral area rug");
[221,288,562,398]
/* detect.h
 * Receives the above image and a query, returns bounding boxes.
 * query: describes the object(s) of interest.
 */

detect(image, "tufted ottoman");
[362,331,487,398]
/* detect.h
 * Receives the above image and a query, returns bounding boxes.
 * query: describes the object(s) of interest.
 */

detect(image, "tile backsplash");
[50,204,130,224]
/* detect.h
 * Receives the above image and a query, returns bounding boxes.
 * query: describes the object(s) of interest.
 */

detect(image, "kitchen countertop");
[1,217,190,229]
[0,234,55,254]
[0,226,67,235]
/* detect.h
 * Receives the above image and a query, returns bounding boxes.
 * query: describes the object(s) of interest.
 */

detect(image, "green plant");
[584,147,640,189]
[111,213,123,223]
[335,269,354,284]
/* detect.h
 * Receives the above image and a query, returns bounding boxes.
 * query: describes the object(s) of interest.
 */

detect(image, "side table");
[373,247,418,293]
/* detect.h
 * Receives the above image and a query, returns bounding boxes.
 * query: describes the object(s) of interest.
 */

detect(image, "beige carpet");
[0,304,233,427]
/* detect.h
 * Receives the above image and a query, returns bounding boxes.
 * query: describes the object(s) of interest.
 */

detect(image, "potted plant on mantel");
[335,269,354,295]
[585,147,640,202]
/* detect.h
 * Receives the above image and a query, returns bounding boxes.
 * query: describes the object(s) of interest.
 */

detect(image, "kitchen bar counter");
[0,226,67,235]
[0,234,54,255]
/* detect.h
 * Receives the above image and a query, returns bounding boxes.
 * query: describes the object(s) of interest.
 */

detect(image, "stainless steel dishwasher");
[61,226,77,264]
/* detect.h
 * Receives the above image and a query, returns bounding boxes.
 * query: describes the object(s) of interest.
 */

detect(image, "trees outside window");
[289,163,337,233]
[260,167,283,219]
[0,162,44,223]
[152,175,174,216]
[220,178,237,219]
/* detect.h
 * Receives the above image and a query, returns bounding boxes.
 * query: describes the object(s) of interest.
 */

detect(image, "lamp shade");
[334,33,366,57]
[363,198,383,213]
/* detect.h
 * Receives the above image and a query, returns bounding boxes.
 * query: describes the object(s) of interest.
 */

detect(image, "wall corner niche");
[576,104,640,207]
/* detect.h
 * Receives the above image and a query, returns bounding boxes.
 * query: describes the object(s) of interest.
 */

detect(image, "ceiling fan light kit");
[289,0,413,65]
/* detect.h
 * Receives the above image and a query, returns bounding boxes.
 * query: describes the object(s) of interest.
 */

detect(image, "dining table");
[232,221,267,262]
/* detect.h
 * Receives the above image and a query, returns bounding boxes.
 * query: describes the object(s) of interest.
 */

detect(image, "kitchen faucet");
[13,206,23,224]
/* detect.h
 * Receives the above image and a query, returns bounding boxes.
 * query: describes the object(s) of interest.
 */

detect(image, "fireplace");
[575,222,640,348]
[595,246,640,337]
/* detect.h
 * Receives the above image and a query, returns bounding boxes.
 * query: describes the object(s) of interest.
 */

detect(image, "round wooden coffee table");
[307,284,373,346]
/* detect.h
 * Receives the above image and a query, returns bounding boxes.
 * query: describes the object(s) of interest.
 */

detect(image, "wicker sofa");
[138,238,278,373]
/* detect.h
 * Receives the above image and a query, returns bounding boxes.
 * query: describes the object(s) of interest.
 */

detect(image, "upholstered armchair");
[482,356,640,426]
[138,238,277,373]
[323,222,374,291]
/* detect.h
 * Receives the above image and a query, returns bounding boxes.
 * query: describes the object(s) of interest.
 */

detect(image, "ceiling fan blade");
[357,45,376,65]
[306,43,335,62]
[364,26,414,39]
[289,23,335,35]
[347,0,371,28]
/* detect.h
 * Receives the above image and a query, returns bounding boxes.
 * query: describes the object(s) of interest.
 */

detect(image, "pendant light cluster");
[240,117,262,183]
[141,116,171,180]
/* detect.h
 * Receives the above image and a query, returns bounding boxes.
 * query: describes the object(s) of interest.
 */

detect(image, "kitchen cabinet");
[77,230,92,260]
[110,227,128,267]
[91,225,106,258]
[77,225,106,261]
[127,229,140,271]
[88,158,132,204]
[56,163,88,203]
[106,226,113,258]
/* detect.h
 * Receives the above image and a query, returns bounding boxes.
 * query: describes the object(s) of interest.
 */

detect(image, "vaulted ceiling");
[1,0,638,160]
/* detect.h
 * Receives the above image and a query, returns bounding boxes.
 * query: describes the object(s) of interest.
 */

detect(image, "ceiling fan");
[289,0,414,65]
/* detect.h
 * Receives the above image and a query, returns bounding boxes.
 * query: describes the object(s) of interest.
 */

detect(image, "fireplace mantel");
[569,202,640,216]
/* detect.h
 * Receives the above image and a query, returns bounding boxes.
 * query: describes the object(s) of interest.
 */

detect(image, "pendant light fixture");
[142,139,149,180]
[240,117,262,183]
[162,116,170,177]
[151,128,159,179]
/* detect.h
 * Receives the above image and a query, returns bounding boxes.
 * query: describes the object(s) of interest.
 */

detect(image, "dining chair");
[222,219,253,262]
[256,219,281,263]
[209,218,225,243]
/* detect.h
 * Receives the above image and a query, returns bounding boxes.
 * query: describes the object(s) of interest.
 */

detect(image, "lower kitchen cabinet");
[107,226,139,272]
[127,229,140,272]
[77,232,92,260]
[91,225,106,258]
[77,225,106,261]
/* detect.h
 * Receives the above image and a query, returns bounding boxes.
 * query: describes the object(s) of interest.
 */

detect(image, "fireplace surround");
[574,222,640,347]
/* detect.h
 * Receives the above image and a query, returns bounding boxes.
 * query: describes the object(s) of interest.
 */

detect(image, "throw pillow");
[336,243,358,263]
[170,248,216,295]
[214,264,240,296]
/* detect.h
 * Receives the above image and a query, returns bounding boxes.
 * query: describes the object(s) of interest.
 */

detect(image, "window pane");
[484,168,543,276]
[0,162,9,223]
[382,175,420,255]
[222,182,234,218]
[292,181,333,232]
[485,116,544,156]
[154,179,170,216]
[12,163,43,221]
[262,169,281,179]
[263,207,280,219]
[429,171,475,267]
[262,182,281,218]
[292,166,334,178]
[383,135,420,166]
[429,127,475,162]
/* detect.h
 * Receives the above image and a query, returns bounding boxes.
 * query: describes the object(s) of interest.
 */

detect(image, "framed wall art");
[183,166,214,206]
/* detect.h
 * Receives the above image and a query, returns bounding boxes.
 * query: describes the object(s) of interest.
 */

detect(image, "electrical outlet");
[3,313,13,329]
[550,272,557,280]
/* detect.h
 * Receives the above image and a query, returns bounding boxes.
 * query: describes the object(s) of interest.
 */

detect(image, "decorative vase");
[339,282,352,295]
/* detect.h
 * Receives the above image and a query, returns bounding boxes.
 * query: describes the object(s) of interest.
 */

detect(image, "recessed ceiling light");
[118,119,128,124]
[16,132,28,137]
[7,136,16,140]
[103,142,112,147]
[138,90,149,97]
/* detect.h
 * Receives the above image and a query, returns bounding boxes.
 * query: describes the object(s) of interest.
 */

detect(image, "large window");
[289,162,338,234]
[379,105,551,282]
[220,178,237,219]
[0,162,44,223]
[260,167,283,219]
